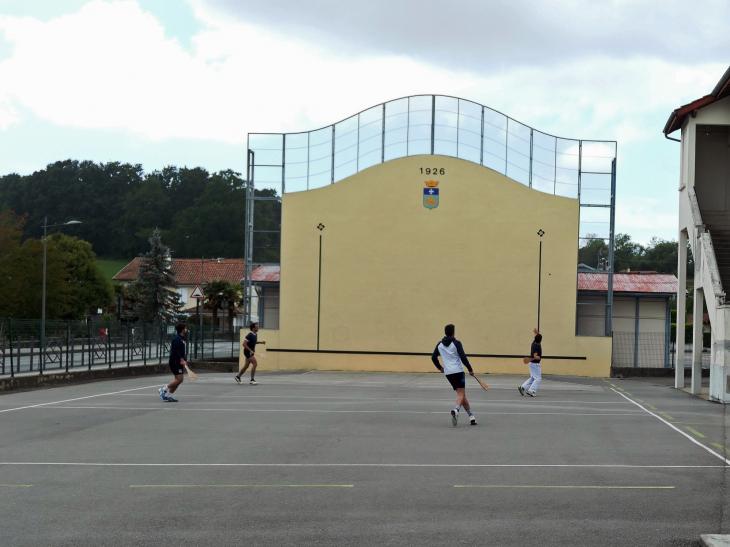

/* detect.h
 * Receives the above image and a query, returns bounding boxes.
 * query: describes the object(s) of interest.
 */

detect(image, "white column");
[691,287,704,395]
[676,230,687,389]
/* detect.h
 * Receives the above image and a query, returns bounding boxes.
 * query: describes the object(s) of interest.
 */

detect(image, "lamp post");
[41,217,81,374]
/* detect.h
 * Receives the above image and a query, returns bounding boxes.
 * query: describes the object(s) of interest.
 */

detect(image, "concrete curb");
[701,534,730,547]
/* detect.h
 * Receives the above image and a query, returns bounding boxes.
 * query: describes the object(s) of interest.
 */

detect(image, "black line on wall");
[267,348,586,360]
[538,240,542,331]
[317,234,322,351]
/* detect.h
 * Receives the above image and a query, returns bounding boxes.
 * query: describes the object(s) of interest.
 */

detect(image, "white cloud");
[615,195,679,244]
[0,0,724,148]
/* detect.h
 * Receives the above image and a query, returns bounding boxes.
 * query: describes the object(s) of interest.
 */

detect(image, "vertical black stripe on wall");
[538,240,542,331]
[317,234,322,351]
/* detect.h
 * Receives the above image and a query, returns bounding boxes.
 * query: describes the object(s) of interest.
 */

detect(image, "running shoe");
[159,387,169,401]
[250,379,258,385]
[518,386,525,396]
[470,415,478,425]
[167,395,178,402]
[234,376,241,384]
[527,391,536,397]
[451,409,458,426]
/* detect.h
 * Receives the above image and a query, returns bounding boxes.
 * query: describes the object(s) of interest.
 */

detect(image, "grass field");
[97,258,130,283]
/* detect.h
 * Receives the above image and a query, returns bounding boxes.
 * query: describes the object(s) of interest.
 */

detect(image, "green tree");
[167,170,248,259]
[132,229,182,324]
[203,280,229,327]
[47,233,114,318]
[115,175,170,256]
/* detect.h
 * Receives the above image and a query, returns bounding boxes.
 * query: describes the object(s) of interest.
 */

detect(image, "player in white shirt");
[431,324,477,426]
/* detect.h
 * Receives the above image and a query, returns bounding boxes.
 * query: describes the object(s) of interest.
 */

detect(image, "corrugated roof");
[114,258,248,285]
[578,272,677,294]
[251,265,280,282]
[664,65,730,136]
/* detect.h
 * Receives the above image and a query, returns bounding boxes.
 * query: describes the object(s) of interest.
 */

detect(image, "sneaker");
[451,409,458,426]
[527,391,536,397]
[470,415,478,426]
[518,386,525,396]
[167,395,178,402]
[234,376,241,384]
[159,387,169,401]
[250,379,258,385]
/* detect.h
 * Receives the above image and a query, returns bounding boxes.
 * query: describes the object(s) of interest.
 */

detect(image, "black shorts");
[169,361,184,375]
[446,372,465,391]
[244,351,254,359]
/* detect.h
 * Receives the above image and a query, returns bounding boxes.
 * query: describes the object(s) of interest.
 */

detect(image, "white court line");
[611,388,730,466]
[0,385,161,414]
[0,462,722,468]
[38,406,646,416]
[117,394,632,404]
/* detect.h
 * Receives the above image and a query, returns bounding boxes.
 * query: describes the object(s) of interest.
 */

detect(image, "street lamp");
[41,217,81,373]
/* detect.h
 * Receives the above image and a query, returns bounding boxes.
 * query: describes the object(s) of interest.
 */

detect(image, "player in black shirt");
[160,323,188,402]
[235,322,265,385]
[518,328,542,397]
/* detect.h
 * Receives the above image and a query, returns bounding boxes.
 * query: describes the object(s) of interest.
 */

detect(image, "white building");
[664,65,730,402]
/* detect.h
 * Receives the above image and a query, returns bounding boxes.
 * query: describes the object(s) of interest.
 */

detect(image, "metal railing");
[0,319,240,377]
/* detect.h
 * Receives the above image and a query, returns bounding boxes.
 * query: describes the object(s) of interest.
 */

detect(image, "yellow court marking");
[659,412,675,421]
[634,398,644,403]
[0,484,32,487]
[684,427,705,438]
[645,404,657,410]
[130,484,354,488]
[624,392,633,397]
[454,485,674,489]
[615,387,625,392]
[710,444,730,455]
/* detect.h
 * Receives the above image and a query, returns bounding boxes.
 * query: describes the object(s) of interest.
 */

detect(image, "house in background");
[576,269,678,368]
[114,258,250,328]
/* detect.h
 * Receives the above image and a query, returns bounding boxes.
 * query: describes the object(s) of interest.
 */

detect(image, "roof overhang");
[664,65,730,137]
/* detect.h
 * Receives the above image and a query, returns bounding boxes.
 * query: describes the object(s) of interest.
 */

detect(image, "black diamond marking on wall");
[317,223,325,231]
[537,229,545,237]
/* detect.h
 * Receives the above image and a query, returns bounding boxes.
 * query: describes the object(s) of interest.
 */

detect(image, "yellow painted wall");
[264,155,610,377]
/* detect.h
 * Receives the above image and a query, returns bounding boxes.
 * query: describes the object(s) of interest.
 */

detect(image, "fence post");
[81,333,85,369]
[38,319,43,375]
[127,324,131,366]
[29,336,34,371]
[8,318,13,377]
[159,326,163,365]
[143,324,147,366]
[202,325,205,361]
[70,333,75,369]
[65,321,70,373]
[212,326,215,360]
[89,321,94,369]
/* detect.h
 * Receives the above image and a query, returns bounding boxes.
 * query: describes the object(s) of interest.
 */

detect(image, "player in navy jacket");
[160,323,188,402]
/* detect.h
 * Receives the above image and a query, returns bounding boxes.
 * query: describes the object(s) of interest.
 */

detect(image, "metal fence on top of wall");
[0,319,241,377]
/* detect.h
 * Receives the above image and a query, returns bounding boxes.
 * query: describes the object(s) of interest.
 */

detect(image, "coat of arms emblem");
[423,180,439,210]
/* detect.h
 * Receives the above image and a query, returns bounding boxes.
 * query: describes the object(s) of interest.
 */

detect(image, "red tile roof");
[664,65,730,135]
[578,272,678,294]
[114,258,248,285]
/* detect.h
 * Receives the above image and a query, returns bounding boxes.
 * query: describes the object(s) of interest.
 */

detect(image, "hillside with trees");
[0,160,280,263]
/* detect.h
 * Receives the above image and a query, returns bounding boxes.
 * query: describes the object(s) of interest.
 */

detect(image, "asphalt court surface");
[0,370,728,546]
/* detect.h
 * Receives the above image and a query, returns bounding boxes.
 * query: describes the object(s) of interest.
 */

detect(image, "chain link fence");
[0,319,240,377]
[612,331,711,368]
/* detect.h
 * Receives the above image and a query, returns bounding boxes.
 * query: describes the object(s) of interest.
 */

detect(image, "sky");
[0,0,727,245]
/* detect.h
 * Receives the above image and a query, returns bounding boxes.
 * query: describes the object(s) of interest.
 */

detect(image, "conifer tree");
[132,229,182,324]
